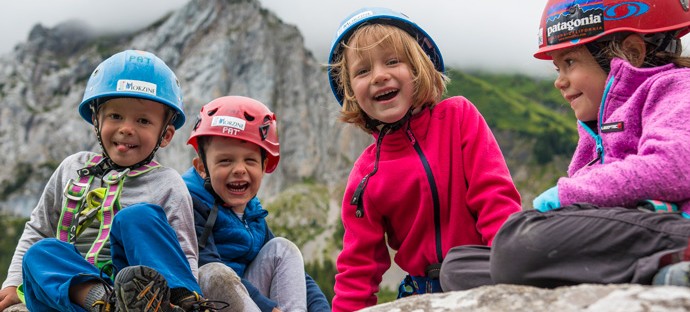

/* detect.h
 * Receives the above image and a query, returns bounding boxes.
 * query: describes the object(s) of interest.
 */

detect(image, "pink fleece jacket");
[332,96,521,311]
[560,58,690,214]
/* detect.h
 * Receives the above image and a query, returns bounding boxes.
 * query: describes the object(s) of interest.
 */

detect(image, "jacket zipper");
[406,127,443,263]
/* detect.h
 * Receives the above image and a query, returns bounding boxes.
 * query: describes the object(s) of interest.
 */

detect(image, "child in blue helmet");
[327,7,521,311]
[0,50,220,312]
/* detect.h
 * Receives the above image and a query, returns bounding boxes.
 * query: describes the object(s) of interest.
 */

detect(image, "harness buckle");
[63,179,90,201]
[102,168,131,185]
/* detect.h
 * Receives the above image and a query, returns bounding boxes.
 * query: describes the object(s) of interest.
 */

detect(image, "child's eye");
[138,118,152,125]
[386,58,400,66]
[352,68,369,77]
[108,113,122,120]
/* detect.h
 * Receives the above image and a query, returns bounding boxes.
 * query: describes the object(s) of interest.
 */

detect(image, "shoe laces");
[173,291,229,312]
[91,263,118,312]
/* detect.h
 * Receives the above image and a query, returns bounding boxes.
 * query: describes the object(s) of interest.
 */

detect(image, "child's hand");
[272,307,282,312]
[533,186,561,212]
[0,286,20,311]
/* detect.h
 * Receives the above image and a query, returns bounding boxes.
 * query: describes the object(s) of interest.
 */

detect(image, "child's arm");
[332,177,390,312]
[305,273,330,312]
[2,155,76,290]
[454,98,522,244]
[192,197,223,263]
[153,169,199,278]
[559,75,690,208]
[0,286,19,311]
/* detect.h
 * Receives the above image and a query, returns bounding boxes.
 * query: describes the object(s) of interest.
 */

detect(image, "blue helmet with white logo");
[79,50,185,129]
[328,7,444,105]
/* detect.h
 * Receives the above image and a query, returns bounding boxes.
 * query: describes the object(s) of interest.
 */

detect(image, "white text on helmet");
[337,11,374,38]
[547,14,602,37]
[116,79,157,96]
[211,116,246,130]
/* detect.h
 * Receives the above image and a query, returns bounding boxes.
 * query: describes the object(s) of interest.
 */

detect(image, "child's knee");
[114,203,165,225]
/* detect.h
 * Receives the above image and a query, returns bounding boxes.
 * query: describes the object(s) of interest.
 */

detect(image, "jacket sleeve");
[332,164,390,312]
[192,197,222,265]
[455,98,521,244]
[2,154,78,289]
[559,75,690,207]
[305,273,330,312]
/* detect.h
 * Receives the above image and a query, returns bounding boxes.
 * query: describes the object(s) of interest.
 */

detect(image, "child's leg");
[109,203,201,294]
[22,238,105,312]
[199,262,260,312]
[244,237,307,311]
[490,203,690,287]
[439,245,493,291]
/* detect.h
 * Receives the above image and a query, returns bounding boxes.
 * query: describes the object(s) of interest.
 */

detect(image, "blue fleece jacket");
[183,168,330,312]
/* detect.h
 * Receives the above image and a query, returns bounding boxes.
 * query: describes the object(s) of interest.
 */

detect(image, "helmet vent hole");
[244,112,255,121]
[263,115,272,123]
[207,108,218,116]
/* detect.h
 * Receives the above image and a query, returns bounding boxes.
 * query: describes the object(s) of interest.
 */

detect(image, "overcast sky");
[0,0,560,77]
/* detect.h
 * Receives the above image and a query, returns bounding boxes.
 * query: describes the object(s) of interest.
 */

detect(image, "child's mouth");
[227,182,249,193]
[374,89,399,101]
[115,142,138,152]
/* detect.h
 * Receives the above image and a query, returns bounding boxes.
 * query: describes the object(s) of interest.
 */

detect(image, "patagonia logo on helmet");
[337,11,374,37]
[546,4,604,46]
[116,79,157,96]
[211,116,246,130]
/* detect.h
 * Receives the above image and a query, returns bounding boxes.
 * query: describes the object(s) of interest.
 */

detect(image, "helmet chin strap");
[363,106,415,133]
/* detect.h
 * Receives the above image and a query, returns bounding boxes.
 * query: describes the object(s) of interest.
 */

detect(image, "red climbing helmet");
[535,0,690,59]
[188,96,280,173]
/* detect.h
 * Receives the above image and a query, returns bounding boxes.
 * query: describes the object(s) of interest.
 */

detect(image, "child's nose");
[554,74,568,90]
[118,122,135,135]
[371,67,390,85]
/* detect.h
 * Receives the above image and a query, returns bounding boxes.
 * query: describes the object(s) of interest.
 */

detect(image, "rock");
[360,284,690,312]
[4,303,27,312]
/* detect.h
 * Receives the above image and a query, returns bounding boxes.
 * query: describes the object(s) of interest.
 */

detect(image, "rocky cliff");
[0,0,370,216]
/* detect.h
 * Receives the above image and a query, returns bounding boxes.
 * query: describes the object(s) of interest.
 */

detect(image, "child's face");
[195,137,265,212]
[346,44,415,124]
[98,98,173,167]
[550,45,608,122]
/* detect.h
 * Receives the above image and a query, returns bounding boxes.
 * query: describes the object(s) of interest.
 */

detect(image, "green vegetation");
[446,69,577,164]
[264,183,329,248]
[0,215,28,284]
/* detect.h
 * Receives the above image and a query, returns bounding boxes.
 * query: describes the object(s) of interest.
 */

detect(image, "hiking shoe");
[170,288,228,312]
[653,261,690,286]
[114,265,176,311]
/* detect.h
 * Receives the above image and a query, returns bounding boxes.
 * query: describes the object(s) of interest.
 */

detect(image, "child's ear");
[158,125,176,148]
[192,156,207,179]
[621,34,647,67]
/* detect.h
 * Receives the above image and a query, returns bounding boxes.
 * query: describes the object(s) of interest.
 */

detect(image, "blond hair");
[330,24,448,133]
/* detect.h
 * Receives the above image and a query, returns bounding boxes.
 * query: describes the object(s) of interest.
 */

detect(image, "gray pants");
[199,237,307,311]
[440,204,690,291]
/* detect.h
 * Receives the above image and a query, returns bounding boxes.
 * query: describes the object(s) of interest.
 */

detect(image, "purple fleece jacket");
[559,58,690,214]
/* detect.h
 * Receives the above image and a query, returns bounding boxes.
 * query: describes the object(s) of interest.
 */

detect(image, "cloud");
[15,0,690,78]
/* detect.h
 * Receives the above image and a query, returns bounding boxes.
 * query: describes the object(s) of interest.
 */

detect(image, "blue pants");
[22,203,201,312]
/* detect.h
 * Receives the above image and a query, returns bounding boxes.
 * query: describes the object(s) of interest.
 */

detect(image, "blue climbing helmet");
[79,49,185,129]
[327,7,445,105]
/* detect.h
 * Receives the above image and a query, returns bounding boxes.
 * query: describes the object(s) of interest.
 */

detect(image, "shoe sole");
[114,265,172,312]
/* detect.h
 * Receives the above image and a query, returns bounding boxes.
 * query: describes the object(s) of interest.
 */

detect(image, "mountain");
[0,0,576,303]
